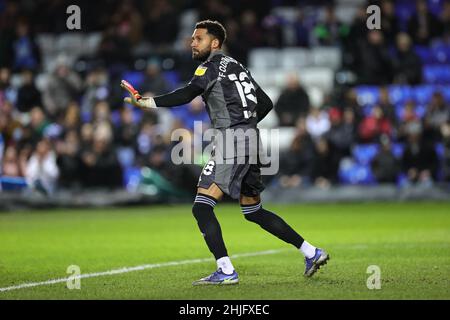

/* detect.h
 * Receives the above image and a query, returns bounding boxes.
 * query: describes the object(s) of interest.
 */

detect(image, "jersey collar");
[207,49,224,61]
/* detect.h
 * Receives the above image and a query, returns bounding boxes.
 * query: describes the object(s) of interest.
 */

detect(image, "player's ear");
[211,38,220,50]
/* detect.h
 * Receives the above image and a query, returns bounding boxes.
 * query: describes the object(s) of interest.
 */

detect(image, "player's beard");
[192,47,211,62]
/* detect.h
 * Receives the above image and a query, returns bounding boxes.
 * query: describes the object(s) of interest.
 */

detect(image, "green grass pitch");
[0,202,449,300]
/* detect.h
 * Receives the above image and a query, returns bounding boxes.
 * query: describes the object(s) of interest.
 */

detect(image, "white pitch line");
[0,249,287,293]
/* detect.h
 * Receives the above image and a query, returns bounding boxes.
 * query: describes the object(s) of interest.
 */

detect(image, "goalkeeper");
[121,20,329,285]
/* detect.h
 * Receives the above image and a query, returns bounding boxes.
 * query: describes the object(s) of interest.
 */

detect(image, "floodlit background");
[0,0,449,300]
[0,0,449,204]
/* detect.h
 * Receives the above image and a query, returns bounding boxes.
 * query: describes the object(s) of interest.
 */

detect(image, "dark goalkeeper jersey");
[153,50,273,130]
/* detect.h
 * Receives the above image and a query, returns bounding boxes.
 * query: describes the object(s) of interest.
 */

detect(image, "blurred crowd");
[0,0,450,195]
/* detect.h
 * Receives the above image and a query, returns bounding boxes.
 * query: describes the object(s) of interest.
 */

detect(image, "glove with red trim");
[120,80,156,109]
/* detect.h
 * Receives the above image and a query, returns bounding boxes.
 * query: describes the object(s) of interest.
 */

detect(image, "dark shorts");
[197,157,265,199]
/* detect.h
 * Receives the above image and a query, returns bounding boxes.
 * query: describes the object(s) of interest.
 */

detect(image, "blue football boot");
[192,268,239,285]
[304,248,330,277]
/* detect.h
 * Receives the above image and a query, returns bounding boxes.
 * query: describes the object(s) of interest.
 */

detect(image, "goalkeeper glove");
[120,80,157,109]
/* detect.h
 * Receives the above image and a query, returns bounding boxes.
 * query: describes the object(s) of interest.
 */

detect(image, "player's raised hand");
[120,80,157,109]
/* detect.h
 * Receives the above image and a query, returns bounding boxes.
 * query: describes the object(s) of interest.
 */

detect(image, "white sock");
[216,256,234,275]
[300,241,316,259]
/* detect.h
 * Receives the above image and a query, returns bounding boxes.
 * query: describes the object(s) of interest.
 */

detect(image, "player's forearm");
[153,84,203,107]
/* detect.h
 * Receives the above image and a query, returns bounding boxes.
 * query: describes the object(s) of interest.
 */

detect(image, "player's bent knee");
[239,194,261,206]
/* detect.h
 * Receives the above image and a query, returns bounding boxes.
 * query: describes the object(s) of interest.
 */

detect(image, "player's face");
[191,28,213,61]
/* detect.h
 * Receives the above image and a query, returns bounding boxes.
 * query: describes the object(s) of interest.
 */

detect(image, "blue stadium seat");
[388,85,413,105]
[0,176,28,191]
[434,85,450,102]
[338,159,376,185]
[162,70,180,90]
[431,45,450,64]
[123,166,142,191]
[117,147,135,168]
[121,71,145,91]
[355,86,379,106]
[394,103,426,120]
[412,85,434,104]
[435,142,444,159]
[110,110,121,126]
[423,64,450,84]
[435,142,445,181]
[352,144,379,166]
[414,46,433,63]
[392,143,405,159]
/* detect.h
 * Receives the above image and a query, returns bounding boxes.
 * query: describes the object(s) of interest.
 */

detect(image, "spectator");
[305,106,330,141]
[56,130,82,190]
[136,120,163,160]
[2,145,23,177]
[224,18,248,64]
[61,101,82,134]
[398,100,421,142]
[139,60,170,95]
[240,10,265,49]
[145,144,199,196]
[114,106,139,168]
[292,8,310,47]
[143,0,179,49]
[311,5,349,46]
[42,57,83,119]
[344,6,368,70]
[12,19,40,71]
[378,87,397,125]
[392,33,422,85]
[326,107,356,159]
[311,137,339,189]
[402,129,439,186]
[358,105,393,143]
[81,67,110,116]
[261,14,283,48]
[0,101,23,146]
[114,106,139,149]
[110,0,143,46]
[278,125,315,188]
[198,0,231,24]
[440,0,450,38]
[356,30,393,85]
[407,0,442,45]
[27,106,50,145]
[423,91,450,142]
[441,122,450,182]
[0,67,17,106]
[16,69,41,113]
[380,0,400,45]
[275,74,310,126]
[80,123,123,189]
[0,1,18,68]
[25,138,59,194]
[92,100,112,126]
[341,88,364,125]
[98,25,133,67]
[171,96,210,132]
[371,135,400,183]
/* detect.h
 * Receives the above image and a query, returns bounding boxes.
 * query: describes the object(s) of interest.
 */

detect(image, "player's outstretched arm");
[120,80,157,109]
[121,79,204,109]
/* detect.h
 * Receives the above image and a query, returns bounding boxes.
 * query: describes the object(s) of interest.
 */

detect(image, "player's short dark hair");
[195,20,227,48]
